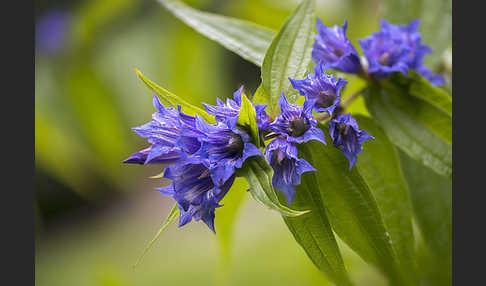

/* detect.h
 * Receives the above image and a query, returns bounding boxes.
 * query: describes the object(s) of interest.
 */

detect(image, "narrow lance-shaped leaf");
[237,92,260,147]
[398,150,451,267]
[261,0,315,116]
[250,84,268,107]
[383,74,452,145]
[354,115,417,285]
[364,84,452,177]
[157,0,275,67]
[237,156,309,217]
[283,144,353,286]
[133,203,179,268]
[302,127,411,286]
[134,67,215,123]
[409,71,452,116]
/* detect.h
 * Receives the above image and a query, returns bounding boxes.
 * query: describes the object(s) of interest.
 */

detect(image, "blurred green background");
[34,0,448,285]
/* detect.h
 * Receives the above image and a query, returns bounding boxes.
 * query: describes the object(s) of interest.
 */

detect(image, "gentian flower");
[312,18,362,74]
[158,162,235,232]
[359,19,445,85]
[289,63,347,115]
[359,21,411,79]
[203,86,270,131]
[329,113,374,169]
[194,116,261,186]
[265,138,315,204]
[381,19,445,86]
[269,93,326,145]
[123,94,201,165]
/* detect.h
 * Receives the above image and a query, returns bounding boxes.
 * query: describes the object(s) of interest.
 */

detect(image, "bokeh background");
[35,0,451,285]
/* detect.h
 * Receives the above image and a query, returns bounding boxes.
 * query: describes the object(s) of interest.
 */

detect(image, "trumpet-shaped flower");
[312,18,362,74]
[265,138,315,204]
[329,113,374,169]
[194,116,261,186]
[289,63,347,115]
[158,162,235,232]
[123,94,201,165]
[269,93,326,145]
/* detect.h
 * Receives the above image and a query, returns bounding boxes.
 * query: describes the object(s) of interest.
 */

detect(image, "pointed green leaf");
[251,84,269,107]
[302,128,411,286]
[398,150,451,265]
[237,92,260,147]
[261,0,315,116]
[157,0,275,67]
[364,84,452,177]
[354,115,417,285]
[409,71,452,116]
[134,67,215,123]
[238,156,309,217]
[283,144,353,286]
[133,204,179,268]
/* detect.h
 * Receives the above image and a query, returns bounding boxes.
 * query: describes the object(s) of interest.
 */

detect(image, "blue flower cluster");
[312,18,445,86]
[126,18,446,232]
[124,90,263,232]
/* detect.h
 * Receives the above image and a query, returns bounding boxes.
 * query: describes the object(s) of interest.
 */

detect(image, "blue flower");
[123,94,201,165]
[203,86,270,131]
[312,18,362,74]
[359,21,411,79]
[381,19,445,86]
[359,19,445,85]
[329,113,374,169]
[158,162,235,232]
[289,63,347,115]
[265,138,315,204]
[194,116,262,186]
[269,93,326,145]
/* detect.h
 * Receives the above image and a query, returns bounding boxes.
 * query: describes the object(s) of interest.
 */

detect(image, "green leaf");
[283,144,353,286]
[303,129,410,286]
[157,0,275,67]
[398,150,451,265]
[251,84,269,107]
[237,92,260,147]
[354,115,417,284]
[364,84,452,177]
[409,71,452,116]
[215,177,248,265]
[133,204,179,268]
[261,0,315,116]
[238,156,309,217]
[134,67,215,123]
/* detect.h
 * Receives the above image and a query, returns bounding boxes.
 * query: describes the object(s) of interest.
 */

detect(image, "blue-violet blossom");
[158,162,235,232]
[194,115,261,186]
[359,19,444,85]
[289,63,347,115]
[203,86,270,131]
[123,94,201,165]
[269,93,326,145]
[312,18,362,74]
[265,138,315,204]
[329,113,374,169]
